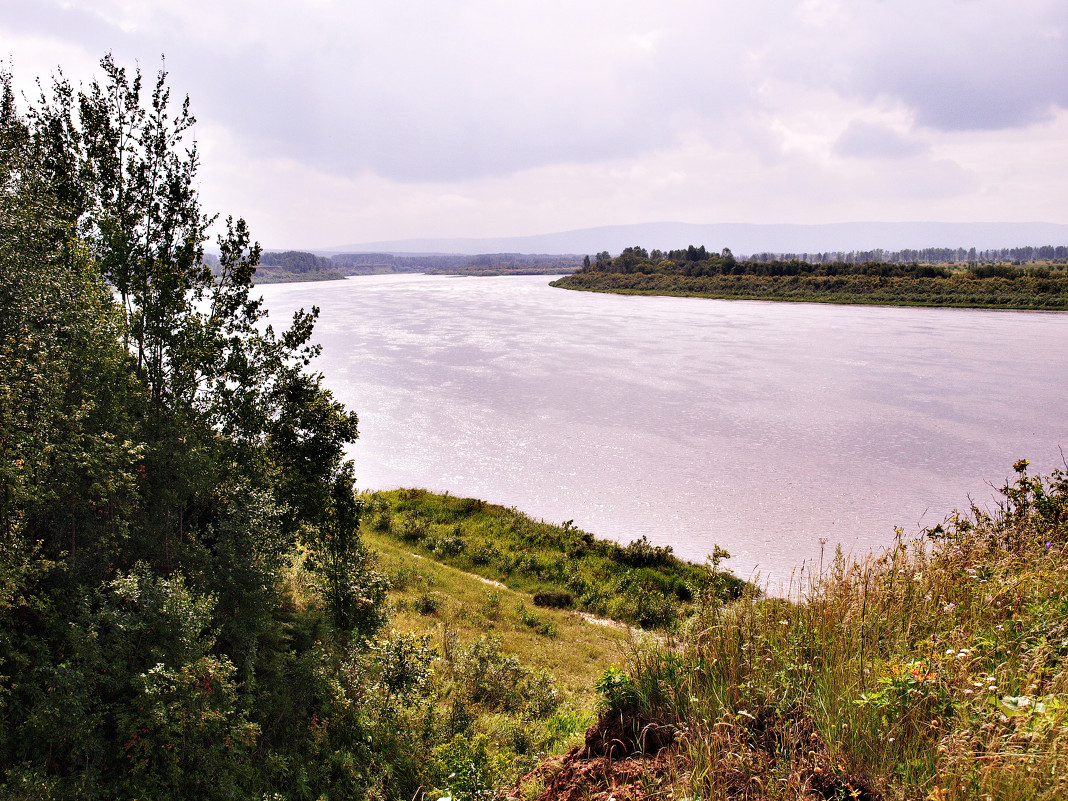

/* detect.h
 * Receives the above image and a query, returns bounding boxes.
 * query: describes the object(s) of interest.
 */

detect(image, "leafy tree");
[0,56,390,798]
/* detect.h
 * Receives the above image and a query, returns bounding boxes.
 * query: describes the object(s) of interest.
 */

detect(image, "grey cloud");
[6,0,1067,186]
[833,121,928,160]
[832,2,1068,132]
[2,0,758,182]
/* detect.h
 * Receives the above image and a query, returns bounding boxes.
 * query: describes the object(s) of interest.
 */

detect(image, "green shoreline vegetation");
[244,250,581,284]
[364,489,745,630]
[553,245,1068,309]
[5,55,1068,801]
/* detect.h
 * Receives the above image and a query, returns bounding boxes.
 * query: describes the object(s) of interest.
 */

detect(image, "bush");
[620,536,675,567]
[432,733,510,801]
[414,590,441,615]
[533,589,573,609]
[596,667,637,712]
[396,514,428,542]
[481,589,502,619]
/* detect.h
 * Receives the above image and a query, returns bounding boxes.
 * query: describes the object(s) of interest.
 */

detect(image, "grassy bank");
[576,461,1068,800]
[363,489,747,631]
[361,520,635,699]
[252,267,347,283]
[553,268,1068,309]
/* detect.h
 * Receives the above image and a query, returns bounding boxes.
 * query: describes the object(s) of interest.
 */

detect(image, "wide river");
[259,274,1068,588]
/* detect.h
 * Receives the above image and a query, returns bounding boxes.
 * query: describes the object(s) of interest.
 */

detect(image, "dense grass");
[277,535,617,799]
[364,489,747,630]
[609,461,1068,800]
[361,521,635,699]
[554,270,1068,309]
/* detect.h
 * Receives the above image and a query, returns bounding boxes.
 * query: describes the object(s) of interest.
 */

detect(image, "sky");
[3,0,1068,249]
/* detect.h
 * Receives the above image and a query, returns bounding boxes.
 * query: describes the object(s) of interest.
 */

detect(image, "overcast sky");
[4,1,1067,249]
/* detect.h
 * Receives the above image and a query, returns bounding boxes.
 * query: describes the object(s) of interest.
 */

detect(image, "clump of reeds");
[616,460,1068,800]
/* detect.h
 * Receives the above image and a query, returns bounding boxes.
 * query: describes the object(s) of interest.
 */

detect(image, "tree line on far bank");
[581,244,1067,278]
[560,245,1068,309]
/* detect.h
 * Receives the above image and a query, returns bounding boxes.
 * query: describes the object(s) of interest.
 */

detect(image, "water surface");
[259,274,1068,587]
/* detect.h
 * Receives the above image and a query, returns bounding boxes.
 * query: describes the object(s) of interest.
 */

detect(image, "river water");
[258,274,1068,588]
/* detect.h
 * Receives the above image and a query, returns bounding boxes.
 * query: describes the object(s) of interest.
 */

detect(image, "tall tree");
[0,57,387,798]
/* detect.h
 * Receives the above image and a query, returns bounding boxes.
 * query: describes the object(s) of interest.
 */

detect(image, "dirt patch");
[575,612,629,630]
[511,709,678,801]
[579,709,677,760]
[511,706,882,801]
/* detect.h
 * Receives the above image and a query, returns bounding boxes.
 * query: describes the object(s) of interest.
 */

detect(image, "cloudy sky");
[4,0,1067,249]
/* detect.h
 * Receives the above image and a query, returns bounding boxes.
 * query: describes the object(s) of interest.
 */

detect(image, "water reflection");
[258,274,1068,588]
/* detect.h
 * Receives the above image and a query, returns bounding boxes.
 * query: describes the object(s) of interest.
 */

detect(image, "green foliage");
[416,592,443,616]
[371,632,436,701]
[596,666,638,712]
[0,56,407,800]
[444,635,560,717]
[515,601,558,638]
[370,490,745,629]
[432,733,511,801]
[557,252,1068,309]
[532,589,573,609]
[605,462,1068,800]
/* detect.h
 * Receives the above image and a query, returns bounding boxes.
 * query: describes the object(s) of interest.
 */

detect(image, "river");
[257,274,1068,588]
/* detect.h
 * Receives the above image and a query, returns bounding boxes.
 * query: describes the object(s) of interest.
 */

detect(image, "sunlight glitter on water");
[259,274,1068,587]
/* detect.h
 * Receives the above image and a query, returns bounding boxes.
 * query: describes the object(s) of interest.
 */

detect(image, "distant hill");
[322,221,1068,257]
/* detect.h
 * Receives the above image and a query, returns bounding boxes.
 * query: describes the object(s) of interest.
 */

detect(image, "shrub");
[396,513,428,542]
[481,589,501,619]
[533,589,573,609]
[596,667,637,712]
[620,535,674,567]
[414,590,441,615]
[431,733,510,801]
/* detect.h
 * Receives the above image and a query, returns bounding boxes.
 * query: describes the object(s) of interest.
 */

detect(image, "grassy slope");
[608,462,1068,801]
[363,523,635,700]
[349,475,1068,800]
[364,488,746,631]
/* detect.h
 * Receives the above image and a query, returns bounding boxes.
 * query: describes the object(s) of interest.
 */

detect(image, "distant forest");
[555,245,1068,309]
[238,242,1068,285]
[744,244,1068,266]
[250,250,583,282]
[580,244,1068,276]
